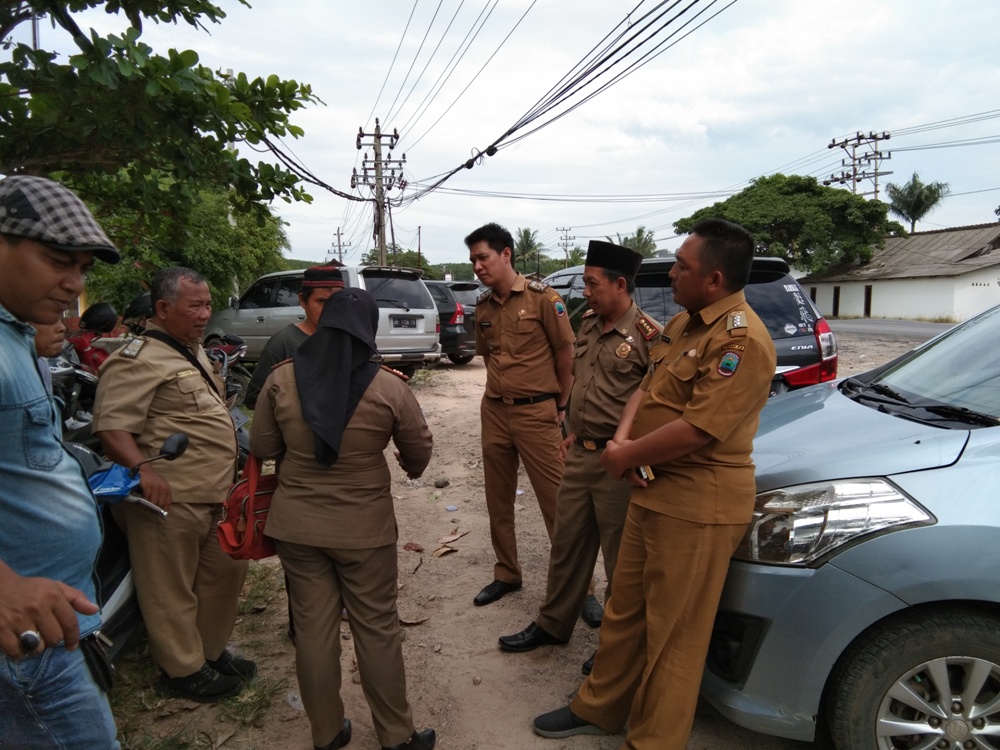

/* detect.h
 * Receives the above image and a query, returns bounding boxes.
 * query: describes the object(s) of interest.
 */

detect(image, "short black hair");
[464,222,513,254]
[151,267,207,307]
[690,219,754,291]
[598,266,635,294]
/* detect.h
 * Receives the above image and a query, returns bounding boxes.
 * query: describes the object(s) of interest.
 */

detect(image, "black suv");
[543,257,837,395]
[424,280,479,365]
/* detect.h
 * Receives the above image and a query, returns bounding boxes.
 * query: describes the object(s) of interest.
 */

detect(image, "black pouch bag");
[80,632,115,692]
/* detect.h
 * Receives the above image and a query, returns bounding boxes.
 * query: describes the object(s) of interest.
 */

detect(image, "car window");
[274,278,301,308]
[363,271,434,309]
[744,280,818,339]
[240,279,278,310]
[427,285,450,305]
[450,286,480,307]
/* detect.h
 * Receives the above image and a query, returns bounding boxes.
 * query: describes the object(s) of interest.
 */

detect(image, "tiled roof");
[802,222,1000,283]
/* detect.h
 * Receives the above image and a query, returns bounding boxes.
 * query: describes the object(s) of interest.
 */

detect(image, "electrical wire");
[384,0,445,124]
[365,0,422,128]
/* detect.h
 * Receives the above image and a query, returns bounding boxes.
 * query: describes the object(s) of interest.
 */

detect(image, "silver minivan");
[205,266,441,375]
[701,303,1000,750]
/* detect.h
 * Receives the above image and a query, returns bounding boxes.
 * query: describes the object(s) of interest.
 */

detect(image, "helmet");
[79,302,118,334]
[123,291,152,335]
[123,291,152,320]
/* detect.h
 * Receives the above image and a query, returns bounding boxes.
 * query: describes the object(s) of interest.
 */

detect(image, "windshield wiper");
[849,381,914,407]
[920,404,1000,427]
[378,298,411,311]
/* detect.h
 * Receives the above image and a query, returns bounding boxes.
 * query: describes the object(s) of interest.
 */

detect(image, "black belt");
[575,436,612,451]
[490,393,556,406]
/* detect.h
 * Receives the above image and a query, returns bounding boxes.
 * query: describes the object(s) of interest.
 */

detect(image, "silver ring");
[18,630,41,653]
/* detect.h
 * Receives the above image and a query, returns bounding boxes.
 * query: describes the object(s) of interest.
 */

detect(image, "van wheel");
[826,608,1000,750]
[448,354,474,365]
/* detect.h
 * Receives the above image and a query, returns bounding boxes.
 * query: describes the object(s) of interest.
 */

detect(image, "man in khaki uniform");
[499,241,660,663]
[533,219,777,750]
[466,222,575,606]
[93,267,253,703]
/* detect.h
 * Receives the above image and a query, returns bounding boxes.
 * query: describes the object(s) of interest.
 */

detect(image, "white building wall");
[954,268,1000,320]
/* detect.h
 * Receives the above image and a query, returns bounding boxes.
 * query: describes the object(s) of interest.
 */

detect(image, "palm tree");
[885,173,951,233]
[514,227,546,274]
[608,226,658,257]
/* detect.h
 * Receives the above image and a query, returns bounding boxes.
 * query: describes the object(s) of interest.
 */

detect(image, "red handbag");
[218,453,278,560]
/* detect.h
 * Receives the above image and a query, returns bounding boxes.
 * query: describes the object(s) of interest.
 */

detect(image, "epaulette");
[380,364,409,381]
[582,309,597,319]
[635,315,659,341]
[727,311,747,331]
[119,336,147,359]
[477,288,493,304]
[527,280,547,293]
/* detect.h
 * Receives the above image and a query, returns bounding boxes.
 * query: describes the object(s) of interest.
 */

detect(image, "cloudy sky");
[26,0,1000,267]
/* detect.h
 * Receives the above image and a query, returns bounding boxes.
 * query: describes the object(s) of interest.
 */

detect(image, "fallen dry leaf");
[432,545,457,558]
[437,529,470,545]
[399,616,429,626]
[402,541,424,553]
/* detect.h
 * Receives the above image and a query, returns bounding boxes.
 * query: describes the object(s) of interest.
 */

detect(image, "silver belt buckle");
[502,395,514,405]
[582,439,597,451]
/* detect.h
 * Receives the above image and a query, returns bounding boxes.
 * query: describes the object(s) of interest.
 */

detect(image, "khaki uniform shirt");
[249,363,433,549]
[566,302,661,440]
[475,274,575,399]
[92,323,237,503]
[629,291,776,525]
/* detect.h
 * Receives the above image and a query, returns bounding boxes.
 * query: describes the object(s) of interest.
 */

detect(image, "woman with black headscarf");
[249,288,435,750]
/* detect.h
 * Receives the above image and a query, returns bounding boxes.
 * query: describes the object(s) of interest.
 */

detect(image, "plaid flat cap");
[0,175,119,264]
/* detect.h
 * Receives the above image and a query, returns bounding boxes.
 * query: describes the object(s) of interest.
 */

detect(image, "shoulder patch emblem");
[581,308,597,319]
[553,299,567,316]
[119,337,146,359]
[527,280,547,293]
[380,364,409,381]
[635,316,658,341]
[718,351,741,377]
[727,311,747,331]
[722,343,746,352]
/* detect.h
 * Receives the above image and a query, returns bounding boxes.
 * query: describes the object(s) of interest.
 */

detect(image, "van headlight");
[734,479,934,566]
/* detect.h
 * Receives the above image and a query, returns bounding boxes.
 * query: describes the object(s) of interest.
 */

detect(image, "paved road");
[828,317,952,340]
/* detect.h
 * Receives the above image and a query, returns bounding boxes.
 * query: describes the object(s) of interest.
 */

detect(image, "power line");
[365,0,422,128]
[385,0,445,123]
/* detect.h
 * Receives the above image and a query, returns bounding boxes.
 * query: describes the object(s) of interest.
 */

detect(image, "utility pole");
[825,131,893,199]
[352,118,407,266]
[417,226,421,272]
[328,228,351,264]
[556,227,575,268]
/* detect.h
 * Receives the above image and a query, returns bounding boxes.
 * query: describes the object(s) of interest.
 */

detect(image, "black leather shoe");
[381,727,436,750]
[473,579,522,606]
[207,649,257,680]
[581,651,595,676]
[580,594,604,628]
[315,718,352,750]
[155,664,243,703]
[498,622,568,653]
[533,706,608,738]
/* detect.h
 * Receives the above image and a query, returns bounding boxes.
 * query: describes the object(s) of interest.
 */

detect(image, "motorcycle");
[67,433,189,663]
[49,343,101,452]
[66,302,118,376]
[205,333,252,409]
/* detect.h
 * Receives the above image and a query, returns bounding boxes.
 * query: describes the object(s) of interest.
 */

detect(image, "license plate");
[392,317,417,329]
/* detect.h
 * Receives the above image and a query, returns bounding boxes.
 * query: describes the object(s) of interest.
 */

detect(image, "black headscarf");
[294,287,380,466]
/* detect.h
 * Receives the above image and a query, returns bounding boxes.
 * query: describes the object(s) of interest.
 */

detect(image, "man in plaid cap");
[244,264,345,409]
[0,175,122,748]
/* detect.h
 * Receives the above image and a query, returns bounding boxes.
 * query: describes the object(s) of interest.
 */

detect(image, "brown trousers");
[480,397,564,583]
[112,502,247,677]
[277,540,415,748]
[535,444,630,640]
[570,504,746,750]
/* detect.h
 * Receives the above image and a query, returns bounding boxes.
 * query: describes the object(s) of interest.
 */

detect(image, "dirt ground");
[112,332,923,750]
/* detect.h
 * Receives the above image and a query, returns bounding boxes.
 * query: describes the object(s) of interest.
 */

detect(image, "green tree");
[513,227,547,274]
[885,172,951,232]
[0,1,317,252]
[85,188,289,310]
[674,174,903,273]
[359,245,444,278]
[609,226,657,257]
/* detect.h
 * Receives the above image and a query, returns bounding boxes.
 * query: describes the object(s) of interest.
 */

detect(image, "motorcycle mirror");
[160,433,189,460]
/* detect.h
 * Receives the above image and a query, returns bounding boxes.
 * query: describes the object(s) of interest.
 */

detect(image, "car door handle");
[256,316,265,322]
[296,315,305,321]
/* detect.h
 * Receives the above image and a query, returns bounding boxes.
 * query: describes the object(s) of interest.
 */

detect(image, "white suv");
[205,266,441,375]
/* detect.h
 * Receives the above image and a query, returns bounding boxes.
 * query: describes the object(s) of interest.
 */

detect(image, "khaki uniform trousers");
[535,444,630,641]
[480,396,563,583]
[570,503,746,750]
[112,502,247,677]
[277,540,415,749]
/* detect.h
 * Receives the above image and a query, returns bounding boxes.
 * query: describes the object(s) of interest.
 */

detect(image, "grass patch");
[237,560,284,616]
[220,675,287,726]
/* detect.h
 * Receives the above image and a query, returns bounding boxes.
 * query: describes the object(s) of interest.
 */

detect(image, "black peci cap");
[585,240,642,281]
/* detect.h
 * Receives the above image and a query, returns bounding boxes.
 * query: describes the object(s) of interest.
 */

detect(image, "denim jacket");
[0,304,102,637]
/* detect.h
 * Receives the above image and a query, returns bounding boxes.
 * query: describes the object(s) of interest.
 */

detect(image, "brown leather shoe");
[381,728,436,750]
